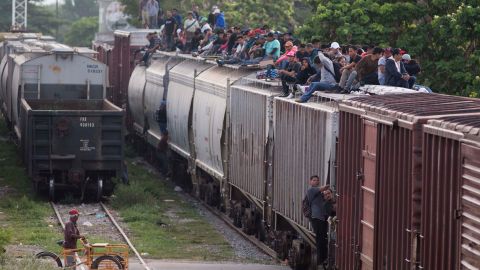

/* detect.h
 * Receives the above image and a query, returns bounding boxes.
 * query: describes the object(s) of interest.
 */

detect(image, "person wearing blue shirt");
[172,8,183,29]
[213,8,226,30]
[263,32,280,60]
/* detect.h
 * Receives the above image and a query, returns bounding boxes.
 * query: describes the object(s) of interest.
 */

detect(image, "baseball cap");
[330,42,340,49]
[286,50,295,57]
[402,54,411,61]
[69,209,79,216]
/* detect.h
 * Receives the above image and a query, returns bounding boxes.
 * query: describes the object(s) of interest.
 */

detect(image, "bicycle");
[35,237,129,269]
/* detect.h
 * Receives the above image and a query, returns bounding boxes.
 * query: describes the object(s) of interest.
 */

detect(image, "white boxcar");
[229,77,281,203]
[273,98,339,229]
[167,57,213,158]
[192,66,251,180]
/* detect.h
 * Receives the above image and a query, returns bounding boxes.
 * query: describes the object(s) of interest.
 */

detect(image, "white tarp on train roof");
[167,59,213,158]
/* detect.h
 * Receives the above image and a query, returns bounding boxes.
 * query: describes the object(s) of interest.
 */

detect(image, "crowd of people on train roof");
[139,1,424,102]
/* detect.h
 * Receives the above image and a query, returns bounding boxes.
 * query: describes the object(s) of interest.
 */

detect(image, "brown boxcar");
[111,30,152,107]
[421,116,480,270]
[336,93,480,269]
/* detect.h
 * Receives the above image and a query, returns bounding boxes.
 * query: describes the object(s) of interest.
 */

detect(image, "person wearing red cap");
[64,209,84,269]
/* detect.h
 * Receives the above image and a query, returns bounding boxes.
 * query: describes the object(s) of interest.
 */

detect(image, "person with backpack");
[295,52,339,103]
[303,175,334,268]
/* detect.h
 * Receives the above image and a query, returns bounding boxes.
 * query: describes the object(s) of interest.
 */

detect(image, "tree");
[223,0,294,32]
[0,0,59,34]
[64,16,98,47]
[297,0,480,96]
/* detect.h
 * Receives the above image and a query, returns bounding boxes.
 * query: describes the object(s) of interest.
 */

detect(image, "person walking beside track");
[63,208,85,270]
[305,176,334,269]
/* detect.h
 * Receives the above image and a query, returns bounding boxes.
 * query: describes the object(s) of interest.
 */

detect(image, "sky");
[40,0,65,5]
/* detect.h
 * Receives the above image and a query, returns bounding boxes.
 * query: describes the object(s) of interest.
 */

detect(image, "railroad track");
[49,201,150,270]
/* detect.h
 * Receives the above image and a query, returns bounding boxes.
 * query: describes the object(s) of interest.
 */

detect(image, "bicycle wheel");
[34,251,63,268]
[91,255,124,270]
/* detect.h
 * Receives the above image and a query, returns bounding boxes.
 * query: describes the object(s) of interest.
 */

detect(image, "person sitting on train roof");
[295,53,339,103]
[384,48,415,89]
[294,57,317,88]
[377,47,392,85]
[338,47,384,93]
[295,44,309,61]
[338,46,362,90]
[278,51,301,98]
[402,53,421,89]
[328,42,342,59]
[216,35,248,66]
[275,41,297,69]
[189,29,203,53]
[262,32,281,61]
[140,32,161,66]
[305,43,318,64]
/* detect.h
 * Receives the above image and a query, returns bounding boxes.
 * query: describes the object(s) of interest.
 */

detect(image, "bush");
[110,182,157,209]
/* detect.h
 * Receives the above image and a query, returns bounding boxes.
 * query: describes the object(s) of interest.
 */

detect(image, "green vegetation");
[299,0,480,97]
[0,255,59,270]
[109,160,234,260]
[0,118,61,256]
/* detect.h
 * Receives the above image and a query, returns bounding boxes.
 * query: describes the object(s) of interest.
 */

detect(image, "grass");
[109,160,235,260]
[0,255,59,270]
[0,114,235,262]
[0,117,61,256]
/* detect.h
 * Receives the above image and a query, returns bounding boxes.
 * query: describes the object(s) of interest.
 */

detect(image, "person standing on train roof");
[305,176,334,268]
[163,11,177,51]
[63,208,85,270]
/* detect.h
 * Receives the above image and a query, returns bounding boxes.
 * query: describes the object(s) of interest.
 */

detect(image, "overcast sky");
[40,0,65,5]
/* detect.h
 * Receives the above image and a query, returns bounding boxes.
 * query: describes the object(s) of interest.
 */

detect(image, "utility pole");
[11,0,28,31]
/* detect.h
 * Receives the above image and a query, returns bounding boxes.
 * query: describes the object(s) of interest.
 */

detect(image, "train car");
[4,42,107,139]
[0,33,54,112]
[0,37,125,201]
[421,115,480,270]
[19,99,124,201]
[336,93,480,269]
[127,53,182,139]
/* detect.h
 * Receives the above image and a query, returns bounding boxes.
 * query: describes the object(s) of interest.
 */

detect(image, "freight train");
[0,33,125,201]
[96,29,479,270]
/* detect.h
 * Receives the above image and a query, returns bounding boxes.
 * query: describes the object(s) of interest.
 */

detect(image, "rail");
[50,202,151,270]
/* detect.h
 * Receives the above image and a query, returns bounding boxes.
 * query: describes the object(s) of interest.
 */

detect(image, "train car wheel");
[49,178,55,201]
[96,179,103,202]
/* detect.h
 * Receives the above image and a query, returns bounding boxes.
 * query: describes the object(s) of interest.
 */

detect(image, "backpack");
[302,191,322,218]
[325,62,342,83]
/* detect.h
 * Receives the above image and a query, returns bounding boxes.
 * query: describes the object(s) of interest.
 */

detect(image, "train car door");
[459,142,480,269]
[359,119,377,269]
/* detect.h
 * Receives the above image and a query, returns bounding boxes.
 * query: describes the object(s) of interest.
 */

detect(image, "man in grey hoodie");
[296,52,338,103]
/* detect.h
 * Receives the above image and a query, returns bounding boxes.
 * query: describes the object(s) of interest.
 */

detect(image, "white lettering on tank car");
[80,139,96,152]
[79,117,95,128]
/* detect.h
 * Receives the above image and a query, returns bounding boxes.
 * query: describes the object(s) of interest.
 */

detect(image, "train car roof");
[342,92,480,122]
[425,115,480,142]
